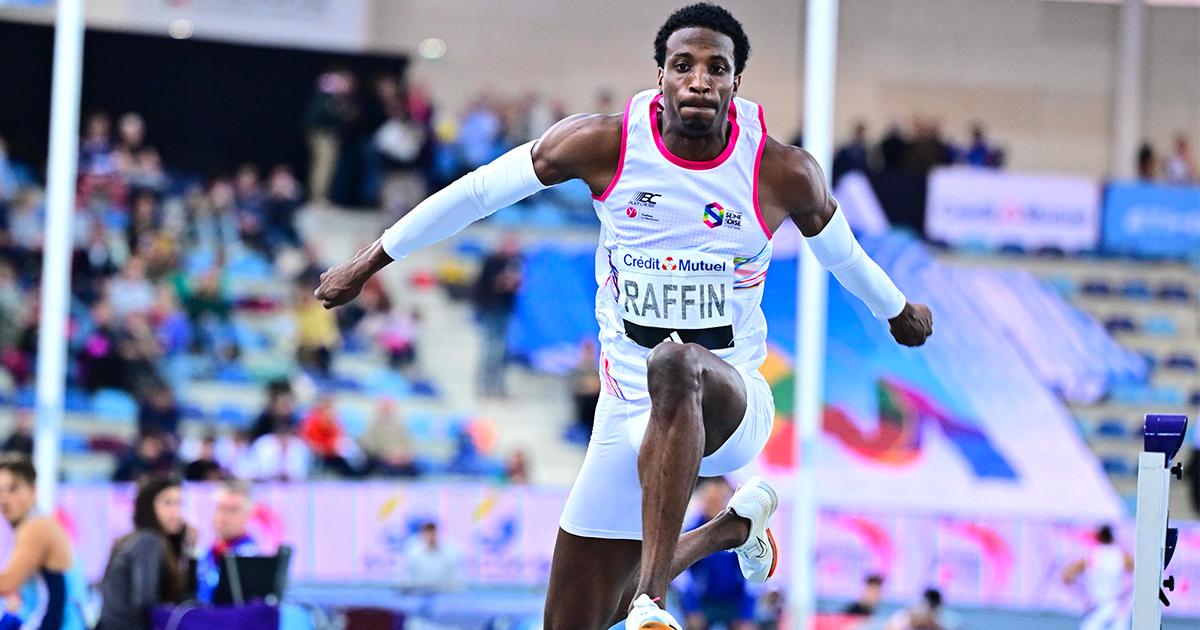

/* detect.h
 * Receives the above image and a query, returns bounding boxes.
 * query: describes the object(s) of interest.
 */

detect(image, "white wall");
[368,0,1198,177]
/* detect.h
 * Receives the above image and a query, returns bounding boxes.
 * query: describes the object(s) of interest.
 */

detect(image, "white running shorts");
[559,367,775,541]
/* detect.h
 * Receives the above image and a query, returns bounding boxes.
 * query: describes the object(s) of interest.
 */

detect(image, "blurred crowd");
[1137,135,1199,183]
[301,67,577,219]
[823,118,1005,187]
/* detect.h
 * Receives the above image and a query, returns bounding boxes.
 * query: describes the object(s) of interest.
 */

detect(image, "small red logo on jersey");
[662,257,677,271]
[626,207,637,218]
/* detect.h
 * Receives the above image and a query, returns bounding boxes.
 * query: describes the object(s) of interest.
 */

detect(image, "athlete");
[1063,525,1134,630]
[315,4,932,629]
[0,455,85,630]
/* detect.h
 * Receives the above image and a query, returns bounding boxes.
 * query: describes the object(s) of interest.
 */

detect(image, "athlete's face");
[658,27,741,137]
[0,471,35,525]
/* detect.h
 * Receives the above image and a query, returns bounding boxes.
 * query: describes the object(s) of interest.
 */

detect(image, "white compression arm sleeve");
[805,207,907,319]
[380,141,548,260]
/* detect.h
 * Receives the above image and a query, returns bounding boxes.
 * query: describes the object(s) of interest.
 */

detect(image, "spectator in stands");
[569,340,601,437]
[294,280,340,377]
[137,382,181,443]
[0,134,17,203]
[903,117,952,174]
[98,475,192,630]
[304,70,351,205]
[79,111,115,177]
[832,121,871,186]
[113,430,177,484]
[884,588,959,630]
[247,420,311,482]
[474,235,523,398]
[9,189,43,263]
[152,285,192,389]
[359,399,418,477]
[233,164,268,256]
[879,123,909,172]
[460,94,507,170]
[263,165,304,253]
[0,264,23,355]
[405,521,462,591]
[0,411,33,456]
[80,298,127,392]
[505,450,530,485]
[1137,143,1158,181]
[1163,134,1198,183]
[844,574,885,616]
[298,396,360,477]
[196,480,260,604]
[72,221,120,304]
[961,124,996,168]
[115,112,146,156]
[375,79,432,220]
[188,180,238,262]
[250,381,297,441]
[184,432,224,482]
[109,256,156,318]
[115,313,165,397]
[681,477,754,630]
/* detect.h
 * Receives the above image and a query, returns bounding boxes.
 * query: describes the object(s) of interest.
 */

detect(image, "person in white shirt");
[404,521,461,591]
[1063,525,1134,630]
[247,427,311,482]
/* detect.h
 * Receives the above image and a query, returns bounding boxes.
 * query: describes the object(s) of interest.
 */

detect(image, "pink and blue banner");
[19,482,1199,618]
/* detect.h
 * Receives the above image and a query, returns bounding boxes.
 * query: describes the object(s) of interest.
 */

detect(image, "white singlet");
[560,89,777,540]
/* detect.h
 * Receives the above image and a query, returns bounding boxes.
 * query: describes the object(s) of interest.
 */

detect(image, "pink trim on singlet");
[751,104,772,239]
[649,94,740,170]
[591,96,634,201]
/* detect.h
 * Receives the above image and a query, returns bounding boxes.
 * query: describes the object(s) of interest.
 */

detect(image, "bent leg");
[544,529,642,630]
[634,342,750,605]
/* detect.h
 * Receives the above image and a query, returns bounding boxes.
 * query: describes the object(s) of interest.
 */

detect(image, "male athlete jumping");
[316,4,932,629]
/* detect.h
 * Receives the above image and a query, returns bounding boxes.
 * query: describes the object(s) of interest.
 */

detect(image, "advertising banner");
[1103,182,1200,259]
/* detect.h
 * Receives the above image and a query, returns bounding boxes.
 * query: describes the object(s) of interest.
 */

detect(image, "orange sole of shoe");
[639,624,675,630]
[767,527,779,579]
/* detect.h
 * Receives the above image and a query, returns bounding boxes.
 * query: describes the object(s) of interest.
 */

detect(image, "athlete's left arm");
[0,518,50,593]
[759,139,932,347]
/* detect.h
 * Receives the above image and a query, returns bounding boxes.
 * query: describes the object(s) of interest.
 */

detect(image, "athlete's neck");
[656,110,731,163]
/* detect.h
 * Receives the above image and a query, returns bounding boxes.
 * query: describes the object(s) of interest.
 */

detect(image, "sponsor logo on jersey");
[622,253,727,273]
[626,207,637,218]
[703,202,725,228]
[724,209,743,229]
[629,191,662,207]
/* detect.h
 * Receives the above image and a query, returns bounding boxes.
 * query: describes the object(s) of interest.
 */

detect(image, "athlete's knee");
[646,342,706,399]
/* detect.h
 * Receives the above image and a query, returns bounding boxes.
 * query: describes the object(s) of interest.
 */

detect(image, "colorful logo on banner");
[826,514,896,577]
[936,521,1015,598]
[823,378,1018,479]
[703,202,725,228]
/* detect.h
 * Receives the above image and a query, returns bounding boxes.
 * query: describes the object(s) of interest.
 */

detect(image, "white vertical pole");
[1131,451,1168,629]
[790,0,838,628]
[1111,0,1145,179]
[35,0,86,512]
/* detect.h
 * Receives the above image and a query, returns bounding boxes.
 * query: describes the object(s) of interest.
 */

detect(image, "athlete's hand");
[315,240,392,309]
[888,302,932,347]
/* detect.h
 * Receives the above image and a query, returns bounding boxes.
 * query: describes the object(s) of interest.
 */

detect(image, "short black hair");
[923,588,943,609]
[655,3,751,74]
[0,454,36,485]
[1097,524,1115,545]
[865,574,884,587]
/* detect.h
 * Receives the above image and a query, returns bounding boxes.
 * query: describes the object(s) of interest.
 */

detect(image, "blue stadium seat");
[1165,354,1198,372]
[1143,315,1178,336]
[1101,456,1134,477]
[1157,283,1192,302]
[216,406,249,427]
[181,403,206,420]
[60,434,89,454]
[1043,274,1077,297]
[1082,280,1112,296]
[1190,390,1200,408]
[363,370,411,397]
[1104,316,1137,334]
[1095,420,1128,438]
[339,406,369,438]
[63,388,90,413]
[91,389,138,423]
[14,387,35,409]
[1120,280,1152,300]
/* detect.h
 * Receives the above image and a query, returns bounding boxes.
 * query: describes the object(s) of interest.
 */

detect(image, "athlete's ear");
[657,67,664,93]
[732,74,741,97]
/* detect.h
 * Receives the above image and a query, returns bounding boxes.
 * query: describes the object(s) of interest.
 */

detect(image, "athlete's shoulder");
[531,112,623,187]
[757,136,828,216]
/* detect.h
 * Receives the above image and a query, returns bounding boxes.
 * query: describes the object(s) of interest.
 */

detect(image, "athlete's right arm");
[0,519,49,594]
[315,113,621,309]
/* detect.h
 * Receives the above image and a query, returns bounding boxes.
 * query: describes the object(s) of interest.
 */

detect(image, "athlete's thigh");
[544,529,641,630]
[693,349,750,455]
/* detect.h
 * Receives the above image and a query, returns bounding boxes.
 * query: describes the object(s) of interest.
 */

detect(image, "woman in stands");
[98,474,193,630]
[0,454,86,630]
